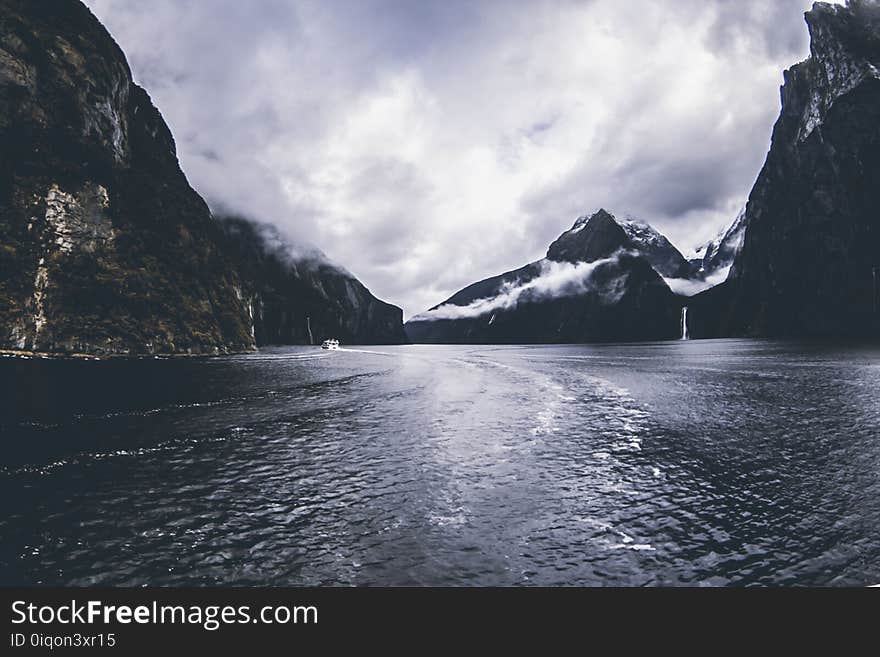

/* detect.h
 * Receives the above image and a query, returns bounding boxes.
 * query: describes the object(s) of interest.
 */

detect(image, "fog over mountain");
[409,253,628,322]
[84,0,844,318]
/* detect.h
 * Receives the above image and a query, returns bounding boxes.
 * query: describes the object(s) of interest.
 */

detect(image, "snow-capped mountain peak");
[693,207,747,275]
[548,209,691,278]
[618,216,671,250]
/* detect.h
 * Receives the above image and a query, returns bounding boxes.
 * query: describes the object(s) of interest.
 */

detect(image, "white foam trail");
[242,353,329,362]
[336,348,394,356]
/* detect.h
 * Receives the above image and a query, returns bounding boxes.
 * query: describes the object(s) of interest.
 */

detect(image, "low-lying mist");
[663,265,731,297]
[217,215,354,278]
[409,252,631,322]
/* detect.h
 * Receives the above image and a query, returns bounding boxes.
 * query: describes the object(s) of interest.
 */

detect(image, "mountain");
[405,209,682,343]
[0,0,405,355]
[547,209,691,277]
[218,217,406,345]
[0,0,254,355]
[617,217,693,278]
[690,208,746,279]
[689,0,880,339]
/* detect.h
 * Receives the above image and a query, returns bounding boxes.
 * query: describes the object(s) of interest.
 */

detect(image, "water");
[2,340,880,586]
[681,307,689,340]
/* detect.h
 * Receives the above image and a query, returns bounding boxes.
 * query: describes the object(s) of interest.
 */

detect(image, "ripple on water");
[1,342,879,586]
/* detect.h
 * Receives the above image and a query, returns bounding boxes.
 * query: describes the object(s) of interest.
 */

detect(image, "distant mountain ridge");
[218,217,407,346]
[544,209,690,279]
[416,0,880,344]
[690,208,746,279]
[406,209,683,343]
[617,216,694,279]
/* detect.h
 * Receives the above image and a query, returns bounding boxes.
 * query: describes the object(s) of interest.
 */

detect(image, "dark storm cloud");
[83,0,836,316]
[613,157,737,218]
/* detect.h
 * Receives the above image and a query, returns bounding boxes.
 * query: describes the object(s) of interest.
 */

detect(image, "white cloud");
[83,0,830,318]
[664,265,732,297]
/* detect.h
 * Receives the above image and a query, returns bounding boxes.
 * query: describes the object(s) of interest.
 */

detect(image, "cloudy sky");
[85,0,836,318]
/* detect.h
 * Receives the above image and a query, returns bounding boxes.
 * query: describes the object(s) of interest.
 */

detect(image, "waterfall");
[306,316,314,345]
[681,307,689,341]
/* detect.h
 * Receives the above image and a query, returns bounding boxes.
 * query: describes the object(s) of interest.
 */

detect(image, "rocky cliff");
[0,0,406,355]
[218,217,407,346]
[690,0,880,338]
[406,209,682,343]
[0,0,255,355]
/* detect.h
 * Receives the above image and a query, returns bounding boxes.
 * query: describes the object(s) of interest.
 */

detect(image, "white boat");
[321,339,340,350]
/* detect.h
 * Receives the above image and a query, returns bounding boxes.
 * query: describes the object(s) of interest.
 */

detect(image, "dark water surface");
[2,340,879,586]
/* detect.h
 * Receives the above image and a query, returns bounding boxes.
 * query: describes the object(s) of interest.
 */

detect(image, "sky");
[84,0,839,318]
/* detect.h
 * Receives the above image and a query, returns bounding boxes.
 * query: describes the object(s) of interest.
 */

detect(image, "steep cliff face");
[0,0,255,355]
[691,0,880,338]
[218,218,407,345]
[406,209,681,344]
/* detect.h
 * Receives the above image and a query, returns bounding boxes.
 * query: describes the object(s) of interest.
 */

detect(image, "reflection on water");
[1,340,879,586]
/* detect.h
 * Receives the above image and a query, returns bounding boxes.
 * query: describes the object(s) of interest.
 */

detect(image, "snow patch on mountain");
[693,207,746,276]
[618,216,669,250]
